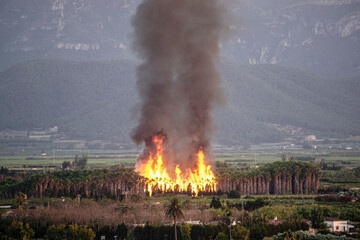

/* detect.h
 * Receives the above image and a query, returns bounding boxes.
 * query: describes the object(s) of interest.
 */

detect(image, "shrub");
[314,195,337,202]
[338,195,353,203]
[232,225,250,240]
[6,221,35,240]
[180,224,191,240]
[215,232,227,240]
[228,190,241,199]
[115,223,127,240]
[244,198,269,211]
[210,196,222,209]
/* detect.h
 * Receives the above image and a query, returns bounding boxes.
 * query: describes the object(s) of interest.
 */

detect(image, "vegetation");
[180,224,191,240]
[164,197,184,240]
[273,230,352,240]
[1,221,35,240]
[62,154,88,170]
[0,161,320,199]
[216,161,320,195]
[309,206,327,230]
[320,168,360,192]
[232,225,250,240]
[0,167,143,199]
[16,192,27,209]
[0,194,359,239]
[0,150,358,239]
[215,232,227,240]
[0,220,96,240]
[45,224,95,240]
[1,60,359,144]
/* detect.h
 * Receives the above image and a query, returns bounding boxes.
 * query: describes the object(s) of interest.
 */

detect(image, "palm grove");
[0,161,320,199]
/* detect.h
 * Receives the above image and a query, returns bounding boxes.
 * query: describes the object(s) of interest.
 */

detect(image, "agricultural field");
[0,192,359,239]
[0,150,139,169]
[1,147,360,170]
[1,147,360,196]
[1,146,360,239]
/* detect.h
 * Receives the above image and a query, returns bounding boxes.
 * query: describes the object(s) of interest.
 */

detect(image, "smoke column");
[131,0,226,166]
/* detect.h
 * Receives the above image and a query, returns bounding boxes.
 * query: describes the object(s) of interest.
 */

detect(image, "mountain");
[0,59,137,142]
[0,59,359,145]
[1,0,360,77]
[0,0,137,71]
[217,61,360,144]
[225,0,360,77]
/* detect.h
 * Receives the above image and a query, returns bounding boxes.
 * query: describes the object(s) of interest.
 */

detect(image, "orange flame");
[137,135,216,197]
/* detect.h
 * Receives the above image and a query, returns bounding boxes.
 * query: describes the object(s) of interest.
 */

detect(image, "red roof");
[269,219,286,225]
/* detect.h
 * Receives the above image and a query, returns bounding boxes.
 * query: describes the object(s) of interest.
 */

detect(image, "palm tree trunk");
[265,179,270,195]
[281,174,286,194]
[311,173,316,193]
[174,216,177,240]
[293,173,300,194]
[271,176,276,194]
[287,176,292,194]
[277,175,282,194]
[299,180,304,194]
[315,173,320,193]
[254,177,258,194]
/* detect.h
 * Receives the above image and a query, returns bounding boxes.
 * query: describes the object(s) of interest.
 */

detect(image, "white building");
[325,218,355,233]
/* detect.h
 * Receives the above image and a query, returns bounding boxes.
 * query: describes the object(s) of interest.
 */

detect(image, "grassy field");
[0,149,360,169]
[0,150,138,168]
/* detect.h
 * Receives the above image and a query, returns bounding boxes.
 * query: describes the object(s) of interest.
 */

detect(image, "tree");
[210,196,222,209]
[16,192,27,209]
[215,232,227,240]
[76,225,96,240]
[228,190,241,199]
[244,198,268,211]
[97,225,114,240]
[67,224,95,240]
[310,206,327,230]
[232,225,250,240]
[248,223,266,240]
[72,155,88,170]
[62,161,71,170]
[180,223,191,240]
[164,196,184,240]
[6,221,35,240]
[0,166,10,175]
[45,224,67,240]
[116,223,128,240]
[283,229,294,240]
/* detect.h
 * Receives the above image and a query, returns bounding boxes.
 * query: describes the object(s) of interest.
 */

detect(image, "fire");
[137,134,216,197]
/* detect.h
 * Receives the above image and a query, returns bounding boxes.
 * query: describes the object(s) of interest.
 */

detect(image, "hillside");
[0,59,359,145]
[217,62,360,144]
[0,59,137,142]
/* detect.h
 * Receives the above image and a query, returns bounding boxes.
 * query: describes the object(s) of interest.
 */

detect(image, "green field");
[1,149,360,170]
[0,150,138,168]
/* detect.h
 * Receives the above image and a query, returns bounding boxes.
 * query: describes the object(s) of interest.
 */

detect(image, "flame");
[137,134,216,197]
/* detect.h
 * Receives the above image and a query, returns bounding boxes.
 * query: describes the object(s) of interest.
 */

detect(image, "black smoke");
[131,0,227,167]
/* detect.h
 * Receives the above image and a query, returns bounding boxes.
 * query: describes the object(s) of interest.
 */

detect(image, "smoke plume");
[131,0,226,166]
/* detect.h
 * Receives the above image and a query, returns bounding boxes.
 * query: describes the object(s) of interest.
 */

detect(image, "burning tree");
[131,0,227,196]
[136,133,216,196]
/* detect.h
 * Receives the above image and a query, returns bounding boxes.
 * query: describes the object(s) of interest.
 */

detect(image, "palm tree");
[164,196,184,240]
[16,192,27,209]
